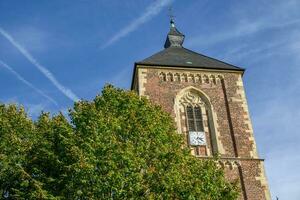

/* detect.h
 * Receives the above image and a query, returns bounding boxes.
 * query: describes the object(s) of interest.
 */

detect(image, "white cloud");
[13,26,49,53]
[186,0,300,49]
[110,67,131,88]
[1,96,18,104]
[26,103,48,118]
[0,60,58,106]
[186,18,300,48]
[250,56,300,199]
[1,98,49,119]
[101,0,173,49]
[249,85,300,200]
[265,148,300,200]
[0,27,79,102]
[219,35,296,65]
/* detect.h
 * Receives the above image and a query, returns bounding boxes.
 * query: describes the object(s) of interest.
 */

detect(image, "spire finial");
[168,6,175,27]
[164,6,184,48]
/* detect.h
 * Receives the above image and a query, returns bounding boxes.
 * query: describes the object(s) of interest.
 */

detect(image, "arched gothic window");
[175,87,221,157]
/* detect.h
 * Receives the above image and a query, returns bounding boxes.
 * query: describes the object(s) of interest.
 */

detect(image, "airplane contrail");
[0,27,79,102]
[101,0,173,49]
[0,59,58,106]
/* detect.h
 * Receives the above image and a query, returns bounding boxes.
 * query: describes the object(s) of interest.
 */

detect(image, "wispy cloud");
[0,27,79,102]
[26,103,48,118]
[185,0,300,49]
[219,38,290,64]
[186,18,300,48]
[0,59,58,106]
[101,0,173,49]
[11,26,49,53]
[252,86,300,199]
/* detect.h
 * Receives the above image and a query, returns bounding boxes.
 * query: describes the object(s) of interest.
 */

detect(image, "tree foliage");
[0,85,239,199]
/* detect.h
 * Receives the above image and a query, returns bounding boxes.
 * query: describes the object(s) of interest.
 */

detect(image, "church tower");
[131,20,271,200]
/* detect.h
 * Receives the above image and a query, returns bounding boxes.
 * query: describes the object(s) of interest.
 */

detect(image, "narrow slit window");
[194,106,204,132]
[186,106,195,131]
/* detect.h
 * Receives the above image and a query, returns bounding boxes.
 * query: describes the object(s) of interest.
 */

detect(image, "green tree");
[0,85,239,199]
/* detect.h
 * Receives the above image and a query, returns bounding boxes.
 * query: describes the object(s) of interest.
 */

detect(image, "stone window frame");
[184,104,207,156]
[174,86,223,156]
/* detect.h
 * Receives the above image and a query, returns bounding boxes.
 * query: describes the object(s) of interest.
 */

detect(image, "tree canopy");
[0,85,239,199]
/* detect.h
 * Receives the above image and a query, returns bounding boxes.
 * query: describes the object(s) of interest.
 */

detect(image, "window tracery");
[175,87,221,157]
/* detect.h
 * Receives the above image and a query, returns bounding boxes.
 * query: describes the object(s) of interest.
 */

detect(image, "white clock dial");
[189,132,206,146]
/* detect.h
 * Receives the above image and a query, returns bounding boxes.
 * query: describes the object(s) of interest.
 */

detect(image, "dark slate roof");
[136,20,244,71]
[136,46,244,71]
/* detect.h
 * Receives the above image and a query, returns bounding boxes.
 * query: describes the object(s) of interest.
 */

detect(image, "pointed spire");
[164,18,185,48]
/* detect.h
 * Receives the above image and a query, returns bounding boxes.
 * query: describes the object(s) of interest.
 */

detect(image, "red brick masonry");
[132,65,271,200]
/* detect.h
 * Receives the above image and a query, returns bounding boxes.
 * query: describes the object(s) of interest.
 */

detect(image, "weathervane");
[168,6,175,27]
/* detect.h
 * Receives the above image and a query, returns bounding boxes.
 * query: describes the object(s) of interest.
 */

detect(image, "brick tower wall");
[132,65,271,200]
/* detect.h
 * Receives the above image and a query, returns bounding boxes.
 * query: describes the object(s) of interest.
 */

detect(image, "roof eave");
[135,62,245,72]
[131,62,246,90]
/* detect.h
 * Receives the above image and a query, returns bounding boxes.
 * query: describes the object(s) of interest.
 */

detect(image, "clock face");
[189,132,206,146]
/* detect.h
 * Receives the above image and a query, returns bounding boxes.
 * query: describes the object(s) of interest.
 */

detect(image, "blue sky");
[0,0,299,199]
